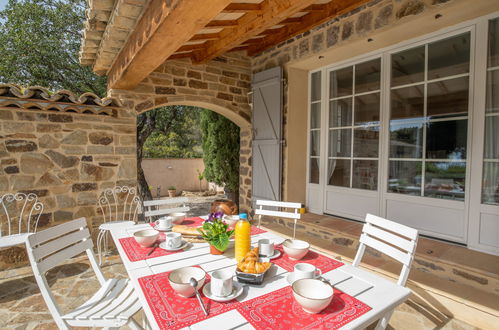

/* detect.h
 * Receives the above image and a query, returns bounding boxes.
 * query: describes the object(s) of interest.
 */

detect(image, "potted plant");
[197,212,234,255]
[167,186,176,197]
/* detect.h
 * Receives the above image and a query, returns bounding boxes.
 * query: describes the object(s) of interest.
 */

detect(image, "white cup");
[156,216,172,230]
[258,239,275,257]
[293,263,322,281]
[165,232,182,249]
[211,269,233,297]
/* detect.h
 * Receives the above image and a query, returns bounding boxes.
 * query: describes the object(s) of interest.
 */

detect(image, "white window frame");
[305,11,499,254]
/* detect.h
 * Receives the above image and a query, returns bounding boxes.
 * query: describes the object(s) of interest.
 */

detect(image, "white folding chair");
[254,200,302,239]
[0,192,44,248]
[143,197,190,223]
[25,218,143,330]
[97,186,142,264]
[352,213,419,330]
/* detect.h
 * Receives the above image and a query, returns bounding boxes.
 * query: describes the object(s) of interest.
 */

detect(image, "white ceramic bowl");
[282,239,310,260]
[292,278,333,314]
[133,229,159,247]
[169,212,187,224]
[168,266,206,297]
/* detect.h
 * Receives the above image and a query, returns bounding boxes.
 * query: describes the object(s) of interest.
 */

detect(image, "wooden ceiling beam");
[221,3,262,13]
[304,4,327,11]
[168,53,193,60]
[107,0,232,89]
[280,17,303,24]
[190,33,220,41]
[206,20,239,27]
[248,0,371,56]
[192,0,318,64]
[177,43,207,52]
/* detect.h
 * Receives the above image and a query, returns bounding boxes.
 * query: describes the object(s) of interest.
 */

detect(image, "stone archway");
[109,54,254,211]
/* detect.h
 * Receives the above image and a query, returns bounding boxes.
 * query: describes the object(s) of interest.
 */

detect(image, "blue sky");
[0,0,7,11]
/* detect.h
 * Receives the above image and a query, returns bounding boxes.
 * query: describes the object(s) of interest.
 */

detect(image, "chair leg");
[97,229,106,265]
[375,310,394,330]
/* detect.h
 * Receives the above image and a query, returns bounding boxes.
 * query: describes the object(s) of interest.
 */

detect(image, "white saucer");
[267,250,281,260]
[153,224,172,232]
[202,281,244,302]
[159,240,189,251]
[286,273,320,285]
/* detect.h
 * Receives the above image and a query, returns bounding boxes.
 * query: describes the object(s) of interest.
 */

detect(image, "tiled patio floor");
[0,253,479,329]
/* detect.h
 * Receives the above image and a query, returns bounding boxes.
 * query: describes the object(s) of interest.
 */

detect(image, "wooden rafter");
[190,33,220,41]
[169,53,193,60]
[222,3,262,13]
[177,43,207,52]
[206,20,239,27]
[192,0,318,64]
[107,0,232,89]
[248,0,372,56]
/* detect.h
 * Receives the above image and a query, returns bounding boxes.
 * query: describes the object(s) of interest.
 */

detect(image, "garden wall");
[141,158,208,196]
[0,85,136,269]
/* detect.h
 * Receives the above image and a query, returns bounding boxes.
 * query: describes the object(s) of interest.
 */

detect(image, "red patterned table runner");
[237,286,371,330]
[272,245,344,273]
[138,271,240,330]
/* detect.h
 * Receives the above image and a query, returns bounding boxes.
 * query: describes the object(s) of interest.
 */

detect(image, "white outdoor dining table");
[109,222,411,330]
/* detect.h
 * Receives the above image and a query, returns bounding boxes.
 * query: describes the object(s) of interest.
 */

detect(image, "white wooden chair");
[97,186,142,264]
[352,213,419,330]
[25,218,143,330]
[255,200,302,239]
[0,192,44,248]
[143,197,190,223]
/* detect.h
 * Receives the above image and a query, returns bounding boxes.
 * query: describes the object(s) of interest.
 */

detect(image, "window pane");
[485,70,499,113]
[389,121,423,158]
[328,159,350,187]
[329,98,352,128]
[310,103,321,129]
[329,129,351,157]
[354,92,380,125]
[353,160,378,190]
[310,130,320,156]
[488,17,499,68]
[424,162,466,200]
[311,72,321,102]
[428,33,470,80]
[330,67,353,98]
[482,162,499,205]
[391,85,424,120]
[309,158,320,184]
[355,59,381,93]
[427,77,469,118]
[484,116,499,159]
[388,160,422,195]
[426,120,467,160]
[353,127,379,158]
[391,46,425,86]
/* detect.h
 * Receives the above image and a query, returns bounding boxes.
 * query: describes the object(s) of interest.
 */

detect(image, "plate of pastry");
[235,247,273,285]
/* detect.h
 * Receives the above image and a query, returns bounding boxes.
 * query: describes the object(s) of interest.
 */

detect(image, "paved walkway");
[0,253,479,329]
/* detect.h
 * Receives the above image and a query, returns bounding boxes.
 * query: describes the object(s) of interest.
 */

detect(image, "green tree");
[200,109,240,204]
[0,0,106,96]
[137,106,203,200]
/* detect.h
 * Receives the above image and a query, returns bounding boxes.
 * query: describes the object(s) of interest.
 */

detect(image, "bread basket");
[235,263,272,285]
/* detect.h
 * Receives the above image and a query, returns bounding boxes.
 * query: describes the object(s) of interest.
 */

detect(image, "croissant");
[237,248,272,274]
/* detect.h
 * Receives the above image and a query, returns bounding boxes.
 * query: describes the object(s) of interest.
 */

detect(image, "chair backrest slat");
[254,208,300,219]
[256,200,301,209]
[144,206,190,218]
[363,223,416,254]
[143,197,188,207]
[28,217,87,246]
[353,213,418,287]
[32,226,91,262]
[37,239,93,274]
[98,186,141,223]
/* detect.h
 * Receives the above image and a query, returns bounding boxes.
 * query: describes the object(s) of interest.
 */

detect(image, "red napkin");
[272,245,344,273]
[237,286,371,330]
[118,235,183,262]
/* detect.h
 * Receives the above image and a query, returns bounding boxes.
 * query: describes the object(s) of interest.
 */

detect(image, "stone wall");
[0,88,136,269]
[109,51,254,212]
[250,0,475,204]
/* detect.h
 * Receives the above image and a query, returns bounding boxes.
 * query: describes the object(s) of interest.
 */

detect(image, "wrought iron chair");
[255,199,302,239]
[353,213,419,329]
[25,217,143,329]
[143,196,190,223]
[97,186,142,264]
[0,192,44,248]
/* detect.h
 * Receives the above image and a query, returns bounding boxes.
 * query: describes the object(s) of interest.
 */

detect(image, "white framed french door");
[306,13,499,253]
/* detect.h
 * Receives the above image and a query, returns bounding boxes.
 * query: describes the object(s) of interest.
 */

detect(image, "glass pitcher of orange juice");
[235,213,251,262]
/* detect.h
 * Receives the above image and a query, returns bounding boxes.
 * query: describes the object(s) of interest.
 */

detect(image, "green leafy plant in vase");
[197,212,234,254]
